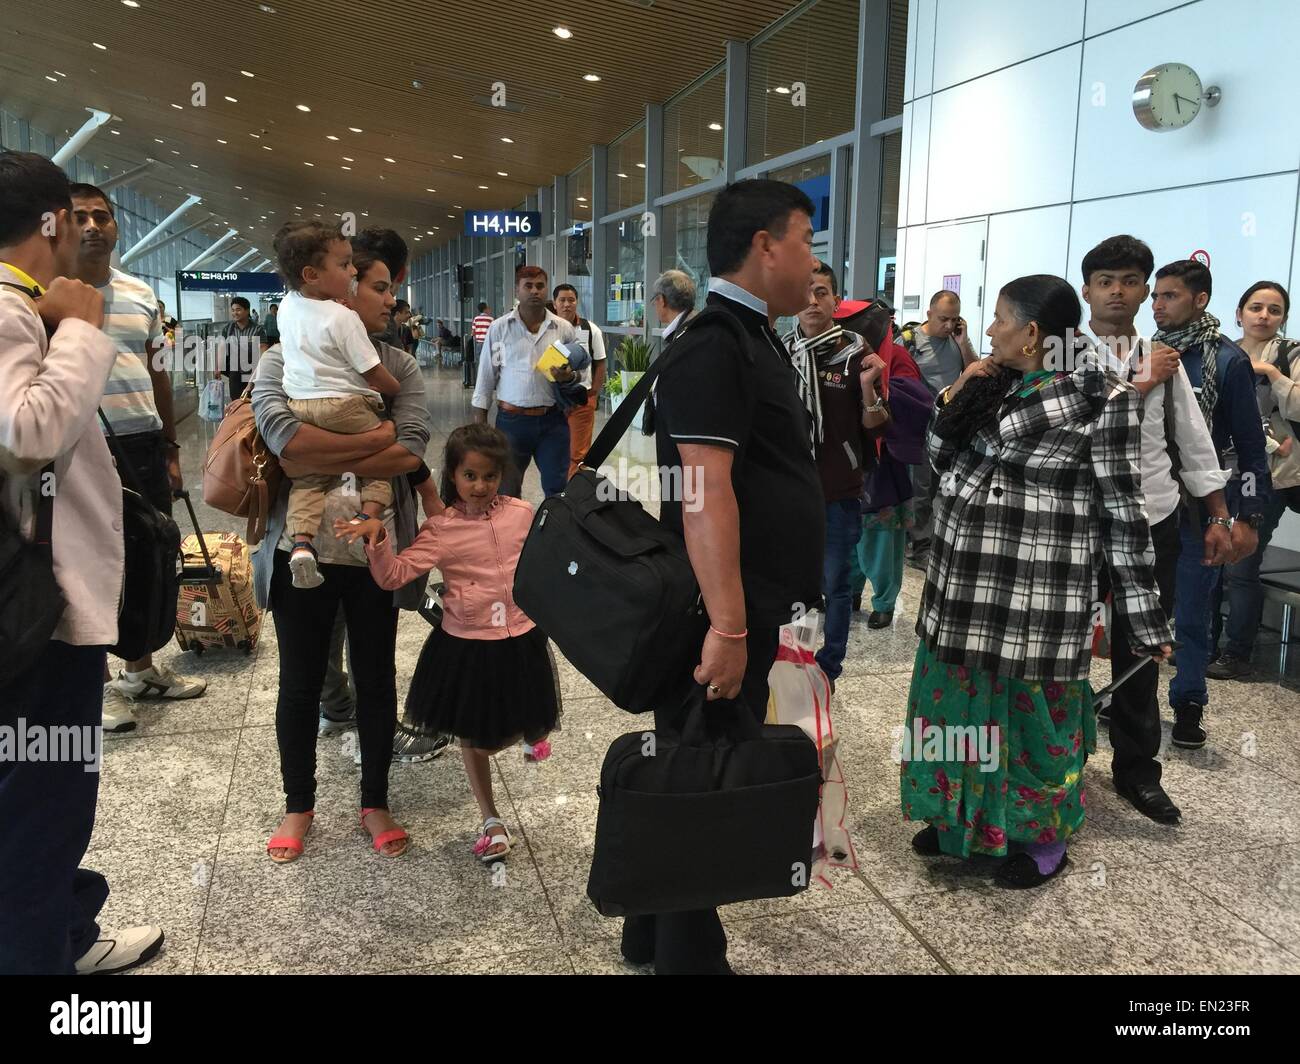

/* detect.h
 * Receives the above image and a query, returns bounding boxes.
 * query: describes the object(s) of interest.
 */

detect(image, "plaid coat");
[916,356,1172,682]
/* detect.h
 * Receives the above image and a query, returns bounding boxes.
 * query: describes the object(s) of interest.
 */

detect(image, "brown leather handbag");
[201,389,282,545]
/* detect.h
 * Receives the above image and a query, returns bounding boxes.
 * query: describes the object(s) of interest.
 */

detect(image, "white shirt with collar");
[472,308,581,411]
[662,309,688,343]
[709,276,768,318]
[1090,329,1230,526]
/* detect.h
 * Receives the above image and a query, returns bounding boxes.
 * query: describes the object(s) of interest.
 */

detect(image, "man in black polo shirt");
[621,179,824,975]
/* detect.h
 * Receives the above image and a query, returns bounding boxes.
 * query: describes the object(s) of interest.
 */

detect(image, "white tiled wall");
[896,0,1300,545]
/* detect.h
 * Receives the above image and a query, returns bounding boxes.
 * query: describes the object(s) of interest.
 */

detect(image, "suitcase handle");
[173,488,215,571]
[677,685,764,746]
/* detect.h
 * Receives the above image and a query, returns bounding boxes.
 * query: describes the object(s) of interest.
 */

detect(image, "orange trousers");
[566,394,598,479]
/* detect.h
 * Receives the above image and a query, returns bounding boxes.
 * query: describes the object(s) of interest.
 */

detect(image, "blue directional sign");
[465,211,542,238]
[178,271,285,293]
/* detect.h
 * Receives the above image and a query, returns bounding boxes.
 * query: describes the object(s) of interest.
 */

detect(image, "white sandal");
[472,817,511,864]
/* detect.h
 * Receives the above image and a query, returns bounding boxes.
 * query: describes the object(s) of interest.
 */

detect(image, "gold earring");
[1021,343,1035,358]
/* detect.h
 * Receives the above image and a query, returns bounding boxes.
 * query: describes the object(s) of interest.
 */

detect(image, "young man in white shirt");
[0,151,163,975]
[1081,235,1232,824]
[552,283,606,478]
[71,184,206,728]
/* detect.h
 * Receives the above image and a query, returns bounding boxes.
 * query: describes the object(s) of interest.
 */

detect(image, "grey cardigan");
[250,341,432,611]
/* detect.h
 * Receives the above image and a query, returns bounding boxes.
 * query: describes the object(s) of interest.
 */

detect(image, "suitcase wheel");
[239,640,251,655]
[192,643,205,656]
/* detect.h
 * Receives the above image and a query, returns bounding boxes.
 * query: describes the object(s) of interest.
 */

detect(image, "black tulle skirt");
[404,625,560,750]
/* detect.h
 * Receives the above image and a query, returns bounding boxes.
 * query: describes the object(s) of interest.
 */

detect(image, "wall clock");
[1132,63,1221,131]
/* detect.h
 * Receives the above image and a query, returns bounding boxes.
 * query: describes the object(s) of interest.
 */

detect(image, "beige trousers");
[286,395,393,537]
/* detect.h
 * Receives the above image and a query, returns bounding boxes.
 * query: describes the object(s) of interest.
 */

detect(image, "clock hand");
[1172,94,1182,115]
[1175,93,1198,108]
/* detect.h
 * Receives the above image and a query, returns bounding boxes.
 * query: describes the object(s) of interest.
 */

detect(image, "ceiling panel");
[1,0,802,256]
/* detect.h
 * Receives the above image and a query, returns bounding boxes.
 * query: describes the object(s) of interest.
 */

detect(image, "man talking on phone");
[900,290,977,568]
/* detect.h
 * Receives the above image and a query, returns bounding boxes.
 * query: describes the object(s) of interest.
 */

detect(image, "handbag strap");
[583,307,750,470]
[97,408,153,500]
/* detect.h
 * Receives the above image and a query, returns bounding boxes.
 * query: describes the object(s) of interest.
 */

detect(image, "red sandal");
[266,811,314,864]
[361,807,410,858]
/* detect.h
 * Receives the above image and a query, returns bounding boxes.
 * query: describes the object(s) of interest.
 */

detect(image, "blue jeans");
[1171,509,1222,711]
[1214,490,1288,659]
[816,499,863,682]
[496,407,570,498]
[0,641,109,973]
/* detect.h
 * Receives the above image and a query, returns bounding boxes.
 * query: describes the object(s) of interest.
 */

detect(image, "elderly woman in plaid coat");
[900,275,1173,888]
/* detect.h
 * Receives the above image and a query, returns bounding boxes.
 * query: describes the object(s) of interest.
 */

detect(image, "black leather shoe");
[911,824,942,856]
[1115,777,1181,823]
[995,851,1070,889]
[868,610,894,629]
[851,593,862,613]
[1206,654,1252,681]
[1172,703,1208,749]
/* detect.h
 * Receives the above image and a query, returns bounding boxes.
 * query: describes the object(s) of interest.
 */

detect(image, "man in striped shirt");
[71,184,206,729]
[468,302,493,388]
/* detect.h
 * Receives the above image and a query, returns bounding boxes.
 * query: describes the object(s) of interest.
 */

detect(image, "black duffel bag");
[512,308,748,713]
[587,686,821,917]
[98,411,182,662]
[0,463,66,686]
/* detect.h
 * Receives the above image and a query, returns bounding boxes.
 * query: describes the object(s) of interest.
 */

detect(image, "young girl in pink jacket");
[335,423,557,864]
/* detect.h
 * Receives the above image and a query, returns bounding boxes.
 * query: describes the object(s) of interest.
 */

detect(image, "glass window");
[605,219,645,328]
[662,68,726,196]
[567,161,593,230]
[878,132,902,305]
[746,0,860,166]
[765,154,832,233]
[886,0,909,117]
[659,192,716,312]
[606,124,646,214]
[491,254,504,313]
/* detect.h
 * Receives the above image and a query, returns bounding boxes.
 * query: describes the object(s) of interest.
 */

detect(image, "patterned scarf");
[785,323,841,453]
[1153,311,1222,430]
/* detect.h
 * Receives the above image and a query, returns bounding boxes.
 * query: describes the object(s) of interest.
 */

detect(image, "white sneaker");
[109,665,207,701]
[102,688,138,734]
[289,545,324,589]
[76,925,165,974]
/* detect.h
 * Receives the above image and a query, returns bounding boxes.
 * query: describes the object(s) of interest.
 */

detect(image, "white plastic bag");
[199,377,230,422]
[766,611,858,887]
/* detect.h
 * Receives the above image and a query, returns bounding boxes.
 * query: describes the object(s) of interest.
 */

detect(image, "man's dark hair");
[516,264,548,284]
[477,301,489,312]
[0,150,72,247]
[273,219,343,290]
[69,182,114,218]
[394,299,410,312]
[230,296,251,311]
[1081,234,1155,284]
[811,260,838,298]
[1155,259,1212,300]
[929,290,960,308]
[706,179,815,276]
[351,227,408,280]
[269,301,279,309]
[552,283,578,300]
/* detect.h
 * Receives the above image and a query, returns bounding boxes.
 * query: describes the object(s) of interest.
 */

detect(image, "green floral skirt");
[862,499,916,532]
[899,642,1096,858]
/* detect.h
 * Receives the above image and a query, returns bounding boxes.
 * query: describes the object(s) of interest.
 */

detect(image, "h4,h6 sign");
[464,211,542,237]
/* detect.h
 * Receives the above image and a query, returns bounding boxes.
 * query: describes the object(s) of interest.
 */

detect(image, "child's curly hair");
[439,423,515,506]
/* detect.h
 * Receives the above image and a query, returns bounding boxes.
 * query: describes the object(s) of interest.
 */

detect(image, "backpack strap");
[582,307,750,470]
[1162,362,1201,525]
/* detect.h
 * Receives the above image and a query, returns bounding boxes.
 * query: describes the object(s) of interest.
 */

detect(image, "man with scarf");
[1151,259,1270,748]
[785,261,887,684]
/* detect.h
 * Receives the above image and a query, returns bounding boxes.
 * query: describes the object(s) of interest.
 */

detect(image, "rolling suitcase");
[173,490,262,656]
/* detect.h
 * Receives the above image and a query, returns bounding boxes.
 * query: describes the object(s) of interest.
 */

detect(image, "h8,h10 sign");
[464,211,542,237]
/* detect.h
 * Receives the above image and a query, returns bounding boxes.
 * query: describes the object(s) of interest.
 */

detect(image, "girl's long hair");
[439,423,515,507]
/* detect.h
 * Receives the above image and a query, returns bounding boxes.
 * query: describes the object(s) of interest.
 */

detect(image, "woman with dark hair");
[251,242,431,862]
[900,274,1172,888]
[1208,281,1296,678]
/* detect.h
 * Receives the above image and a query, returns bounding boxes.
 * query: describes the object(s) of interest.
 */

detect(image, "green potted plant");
[606,337,652,429]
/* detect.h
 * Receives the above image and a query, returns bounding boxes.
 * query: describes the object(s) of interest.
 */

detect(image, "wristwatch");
[863,396,886,414]
[1207,516,1232,530]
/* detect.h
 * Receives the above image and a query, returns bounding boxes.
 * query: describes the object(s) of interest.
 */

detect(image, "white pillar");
[51,109,115,168]
[120,195,202,267]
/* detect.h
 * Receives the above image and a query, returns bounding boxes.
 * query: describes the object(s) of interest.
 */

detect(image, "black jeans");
[269,550,398,812]
[0,641,109,973]
[621,626,779,974]
[1101,509,1180,787]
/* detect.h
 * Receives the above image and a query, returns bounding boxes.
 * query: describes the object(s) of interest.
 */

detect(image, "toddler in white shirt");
[273,220,402,588]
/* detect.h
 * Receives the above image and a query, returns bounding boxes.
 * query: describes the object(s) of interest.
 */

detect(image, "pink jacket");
[365,495,536,640]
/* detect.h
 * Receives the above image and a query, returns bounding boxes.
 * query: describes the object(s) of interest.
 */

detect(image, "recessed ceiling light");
[497,171,508,177]
[92,42,107,50]
[249,132,260,138]
[361,211,368,217]
[294,206,302,210]
[425,187,436,192]
[478,184,489,189]
[576,196,587,201]
[53,70,67,77]
[122,1,140,7]
[637,162,647,169]
[775,85,791,94]
[448,214,455,218]
[217,138,227,144]
[341,165,351,170]
[708,122,723,131]
[452,154,463,160]
[262,145,272,150]
[189,163,199,168]
[553,26,573,39]
[296,104,311,112]
[383,156,395,163]
[454,204,462,208]
[583,74,601,82]
[225,96,238,103]
[154,138,165,144]
[45,75,58,83]
[414,236,421,241]
[110,129,120,135]
[433,226,439,230]
[171,103,184,110]
[170,150,180,155]
[617,173,627,178]
[326,135,339,141]
[235,186,242,190]
[303,161,314,166]
[501,136,513,143]
[258,3,276,11]
[240,70,255,78]
[348,127,362,133]
[342,156,353,161]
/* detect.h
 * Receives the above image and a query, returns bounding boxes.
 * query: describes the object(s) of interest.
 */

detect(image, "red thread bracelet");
[709,625,748,640]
